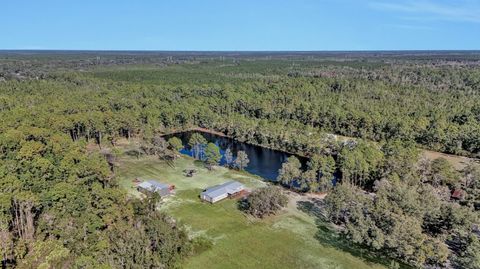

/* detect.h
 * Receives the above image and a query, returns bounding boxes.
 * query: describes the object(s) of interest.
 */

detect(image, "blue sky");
[2,0,479,50]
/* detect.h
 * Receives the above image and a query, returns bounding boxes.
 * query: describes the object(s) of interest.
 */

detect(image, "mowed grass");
[116,156,266,194]
[116,155,387,269]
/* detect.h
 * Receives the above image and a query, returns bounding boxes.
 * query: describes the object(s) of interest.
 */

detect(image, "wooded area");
[1,51,480,268]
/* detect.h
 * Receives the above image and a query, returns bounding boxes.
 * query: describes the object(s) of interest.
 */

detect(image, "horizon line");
[0,49,480,57]
[1,49,480,54]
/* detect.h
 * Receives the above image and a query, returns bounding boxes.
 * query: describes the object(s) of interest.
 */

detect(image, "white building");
[137,180,171,196]
[200,181,245,203]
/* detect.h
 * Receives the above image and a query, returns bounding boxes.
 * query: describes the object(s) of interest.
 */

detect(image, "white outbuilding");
[137,180,172,197]
[200,181,245,203]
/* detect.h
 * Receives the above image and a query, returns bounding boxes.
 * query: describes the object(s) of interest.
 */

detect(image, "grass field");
[422,149,478,170]
[116,154,391,269]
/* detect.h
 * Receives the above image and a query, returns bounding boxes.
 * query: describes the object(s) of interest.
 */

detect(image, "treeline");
[2,72,480,158]
[274,138,480,267]
[0,128,196,267]
[2,57,480,157]
[1,56,480,268]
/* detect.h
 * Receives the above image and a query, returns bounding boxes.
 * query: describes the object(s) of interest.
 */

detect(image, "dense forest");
[3,51,480,157]
[1,51,480,268]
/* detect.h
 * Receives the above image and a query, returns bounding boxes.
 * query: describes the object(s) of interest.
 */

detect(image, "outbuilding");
[137,180,172,197]
[201,181,245,203]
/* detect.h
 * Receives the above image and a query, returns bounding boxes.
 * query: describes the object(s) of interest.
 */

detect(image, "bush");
[242,186,288,218]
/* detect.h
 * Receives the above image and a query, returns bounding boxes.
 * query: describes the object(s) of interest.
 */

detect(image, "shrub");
[242,186,288,218]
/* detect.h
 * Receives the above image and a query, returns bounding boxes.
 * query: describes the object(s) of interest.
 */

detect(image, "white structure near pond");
[201,181,245,203]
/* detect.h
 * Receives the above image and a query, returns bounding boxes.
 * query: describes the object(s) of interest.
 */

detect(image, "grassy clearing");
[116,156,266,194]
[116,154,388,269]
[422,149,478,170]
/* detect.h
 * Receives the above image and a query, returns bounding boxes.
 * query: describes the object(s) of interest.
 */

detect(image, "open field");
[116,155,266,195]
[116,154,392,269]
[422,149,478,170]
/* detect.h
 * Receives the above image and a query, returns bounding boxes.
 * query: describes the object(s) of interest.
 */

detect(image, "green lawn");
[116,155,388,269]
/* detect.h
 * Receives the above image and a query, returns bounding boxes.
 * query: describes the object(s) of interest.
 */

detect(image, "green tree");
[431,157,460,187]
[317,155,336,191]
[381,140,420,180]
[300,154,335,192]
[204,143,221,169]
[17,240,71,269]
[168,137,183,152]
[463,162,480,209]
[339,141,384,187]
[277,156,302,187]
[234,151,249,170]
[454,235,480,269]
[242,186,288,218]
[188,133,207,160]
[141,135,175,160]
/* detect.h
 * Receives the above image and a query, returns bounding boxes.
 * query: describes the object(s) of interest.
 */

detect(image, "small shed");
[201,181,245,203]
[137,180,172,197]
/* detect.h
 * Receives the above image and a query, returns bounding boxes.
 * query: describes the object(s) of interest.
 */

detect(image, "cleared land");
[422,149,478,170]
[116,154,391,269]
[331,134,478,170]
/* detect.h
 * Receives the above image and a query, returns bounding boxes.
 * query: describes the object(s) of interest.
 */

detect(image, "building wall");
[158,188,171,196]
[227,186,244,194]
[201,193,229,203]
[201,184,244,203]
[211,193,228,203]
[201,194,212,202]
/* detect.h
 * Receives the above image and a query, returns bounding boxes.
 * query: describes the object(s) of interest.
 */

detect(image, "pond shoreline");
[162,129,309,181]
[161,126,310,158]
[161,126,479,171]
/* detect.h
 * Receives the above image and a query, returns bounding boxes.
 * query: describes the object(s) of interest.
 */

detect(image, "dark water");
[165,131,307,181]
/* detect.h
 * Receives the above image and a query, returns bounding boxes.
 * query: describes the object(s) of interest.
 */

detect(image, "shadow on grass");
[124,149,143,158]
[236,198,249,213]
[192,159,207,168]
[297,200,411,269]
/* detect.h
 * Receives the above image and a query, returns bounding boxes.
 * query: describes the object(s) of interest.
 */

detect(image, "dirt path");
[285,190,327,212]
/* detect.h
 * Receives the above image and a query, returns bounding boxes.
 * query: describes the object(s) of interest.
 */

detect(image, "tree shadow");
[297,200,411,269]
[124,149,144,158]
[297,199,327,220]
[192,159,206,168]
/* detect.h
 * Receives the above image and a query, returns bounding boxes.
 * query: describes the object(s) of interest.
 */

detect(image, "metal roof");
[202,181,244,198]
[138,180,170,191]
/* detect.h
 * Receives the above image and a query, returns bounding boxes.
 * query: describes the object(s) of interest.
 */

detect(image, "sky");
[2,0,479,51]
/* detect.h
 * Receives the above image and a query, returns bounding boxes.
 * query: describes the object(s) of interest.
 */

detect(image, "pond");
[165,131,308,181]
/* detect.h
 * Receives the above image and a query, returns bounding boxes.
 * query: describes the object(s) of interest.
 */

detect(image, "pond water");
[165,131,307,181]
